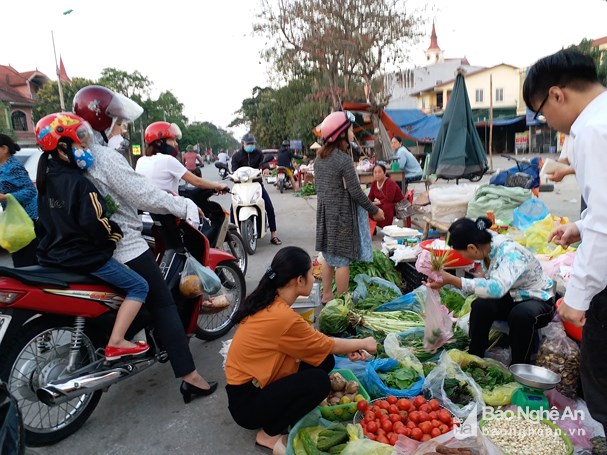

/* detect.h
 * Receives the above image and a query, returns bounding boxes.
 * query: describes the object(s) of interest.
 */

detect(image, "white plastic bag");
[384,333,424,376]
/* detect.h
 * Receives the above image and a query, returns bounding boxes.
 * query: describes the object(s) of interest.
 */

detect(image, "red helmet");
[35,112,94,152]
[320,111,354,144]
[73,85,143,132]
[144,122,182,144]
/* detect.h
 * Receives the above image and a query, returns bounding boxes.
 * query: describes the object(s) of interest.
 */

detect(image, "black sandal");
[270,237,282,245]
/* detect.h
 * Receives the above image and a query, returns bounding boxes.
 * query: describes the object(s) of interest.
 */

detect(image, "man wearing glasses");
[523,49,607,433]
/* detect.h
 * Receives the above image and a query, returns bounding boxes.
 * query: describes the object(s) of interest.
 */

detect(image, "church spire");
[428,21,440,51]
[425,21,444,64]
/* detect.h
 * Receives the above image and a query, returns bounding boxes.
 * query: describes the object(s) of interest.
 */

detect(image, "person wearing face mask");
[34,113,150,361]
[231,133,282,245]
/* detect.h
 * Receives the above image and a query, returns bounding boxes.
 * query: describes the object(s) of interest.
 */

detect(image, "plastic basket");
[396,262,426,292]
[318,369,370,422]
[420,239,473,267]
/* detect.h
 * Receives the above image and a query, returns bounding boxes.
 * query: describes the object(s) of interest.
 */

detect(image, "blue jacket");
[0,156,37,220]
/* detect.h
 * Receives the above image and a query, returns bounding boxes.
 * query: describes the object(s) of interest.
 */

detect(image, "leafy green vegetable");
[356,282,401,310]
[318,296,353,336]
[443,378,474,406]
[349,250,402,290]
[439,287,466,315]
[378,366,419,390]
[297,183,317,196]
[462,362,511,391]
[397,327,469,362]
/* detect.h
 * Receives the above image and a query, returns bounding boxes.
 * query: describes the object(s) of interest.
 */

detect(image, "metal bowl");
[509,364,561,390]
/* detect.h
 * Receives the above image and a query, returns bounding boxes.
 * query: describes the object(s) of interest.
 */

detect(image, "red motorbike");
[0,215,245,446]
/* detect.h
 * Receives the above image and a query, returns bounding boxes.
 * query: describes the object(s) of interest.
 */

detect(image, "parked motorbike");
[215,162,268,255]
[178,186,247,275]
[0,215,245,446]
[275,166,293,194]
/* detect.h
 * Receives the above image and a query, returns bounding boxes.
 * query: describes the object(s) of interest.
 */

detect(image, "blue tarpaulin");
[476,116,525,127]
[385,109,442,143]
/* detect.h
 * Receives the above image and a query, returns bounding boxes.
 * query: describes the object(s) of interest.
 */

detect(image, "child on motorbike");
[35,113,149,361]
[225,246,376,454]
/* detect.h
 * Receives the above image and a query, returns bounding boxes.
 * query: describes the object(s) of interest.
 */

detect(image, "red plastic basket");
[420,239,473,268]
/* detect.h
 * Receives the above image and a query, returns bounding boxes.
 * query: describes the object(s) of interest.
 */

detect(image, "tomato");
[438,424,449,434]
[378,400,390,410]
[371,405,381,414]
[410,428,423,441]
[388,404,400,415]
[364,411,375,422]
[367,421,378,434]
[431,428,441,438]
[409,411,420,423]
[389,414,401,424]
[365,432,377,441]
[392,421,405,433]
[418,404,431,413]
[429,398,440,411]
[419,421,433,435]
[402,427,411,437]
[406,421,416,430]
[418,411,430,422]
[381,420,393,432]
[377,435,389,445]
[400,411,409,422]
[428,411,438,420]
[377,428,387,437]
[438,409,452,424]
[421,434,432,442]
[388,433,399,446]
[397,398,412,411]
[413,396,427,408]
[357,400,368,413]
[431,419,441,428]
[387,395,398,405]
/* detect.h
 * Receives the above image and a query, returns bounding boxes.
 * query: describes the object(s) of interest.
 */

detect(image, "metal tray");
[509,364,561,390]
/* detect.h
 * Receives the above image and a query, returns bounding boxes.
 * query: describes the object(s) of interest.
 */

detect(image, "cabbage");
[318,296,353,336]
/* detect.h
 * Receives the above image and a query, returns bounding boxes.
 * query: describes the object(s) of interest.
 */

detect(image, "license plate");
[278,174,286,180]
[267,176,277,184]
[0,314,12,346]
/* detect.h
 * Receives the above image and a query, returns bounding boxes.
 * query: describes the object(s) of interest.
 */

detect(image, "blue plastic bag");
[374,289,423,313]
[362,358,424,399]
[333,355,372,384]
[512,198,550,231]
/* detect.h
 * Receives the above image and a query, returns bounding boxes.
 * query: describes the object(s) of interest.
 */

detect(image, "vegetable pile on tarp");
[319,295,424,337]
[352,274,402,310]
[349,250,402,290]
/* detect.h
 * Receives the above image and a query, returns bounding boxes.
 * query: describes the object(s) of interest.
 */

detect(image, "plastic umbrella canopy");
[427,72,488,180]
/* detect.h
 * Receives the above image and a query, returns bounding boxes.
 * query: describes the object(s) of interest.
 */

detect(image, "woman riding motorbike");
[73,85,217,401]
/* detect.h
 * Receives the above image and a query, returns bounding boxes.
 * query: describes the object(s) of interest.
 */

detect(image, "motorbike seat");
[0,265,105,288]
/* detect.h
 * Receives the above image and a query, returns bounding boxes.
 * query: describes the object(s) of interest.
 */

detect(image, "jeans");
[581,287,607,435]
[92,258,148,303]
[226,355,334,436]
[468,294,554,364]
[126,249,196,378]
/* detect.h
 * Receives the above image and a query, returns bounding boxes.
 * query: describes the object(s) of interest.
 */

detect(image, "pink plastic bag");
[415,250,442,282]
[423,288,454,353]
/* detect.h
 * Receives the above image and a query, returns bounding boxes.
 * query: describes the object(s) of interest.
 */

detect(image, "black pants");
[230,185,277,233]
[469,294,554,364]
[581,287,607,435]
[11,237,38,268]
[226,355,334,436]
[126,249,196,378]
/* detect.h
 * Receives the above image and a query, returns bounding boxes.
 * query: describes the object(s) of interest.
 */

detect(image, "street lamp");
[51,9,74,111]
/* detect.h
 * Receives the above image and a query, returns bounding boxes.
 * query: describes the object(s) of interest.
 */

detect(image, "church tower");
[425,22,444,64]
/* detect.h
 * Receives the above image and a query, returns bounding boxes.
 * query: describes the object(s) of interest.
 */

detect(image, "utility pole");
[51,31,65,111]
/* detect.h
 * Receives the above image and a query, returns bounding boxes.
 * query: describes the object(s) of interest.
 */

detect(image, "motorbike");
[0,215,245,446]
[275,166,293,194]
[215,162,268,255]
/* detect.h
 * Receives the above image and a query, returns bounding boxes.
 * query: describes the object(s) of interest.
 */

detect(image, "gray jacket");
[315,149,379,260]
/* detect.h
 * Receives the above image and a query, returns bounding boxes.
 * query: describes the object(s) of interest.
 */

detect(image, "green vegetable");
[356,282,400,310]
[298,183,317,197]
[349,250,402,290]
[318,297,354,336]
[397,327,469,362]
[422,362,436,377]
[328,443,347,454]
[300,429,321,455]
[463,362,511,391]
[439,287,466,315]
[378,365,419,390]
[443,378,474,406]
[316,428,348,451]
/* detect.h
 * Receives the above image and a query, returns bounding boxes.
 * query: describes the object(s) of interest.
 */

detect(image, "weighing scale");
[509,364,561,412]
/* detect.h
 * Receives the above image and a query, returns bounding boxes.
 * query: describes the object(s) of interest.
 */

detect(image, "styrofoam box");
[292,282,322,327]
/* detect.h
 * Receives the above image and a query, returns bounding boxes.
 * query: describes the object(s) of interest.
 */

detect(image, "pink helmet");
[320,111,354,144]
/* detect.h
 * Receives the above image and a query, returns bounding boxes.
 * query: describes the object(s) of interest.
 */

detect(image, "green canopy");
[427,72,488,181]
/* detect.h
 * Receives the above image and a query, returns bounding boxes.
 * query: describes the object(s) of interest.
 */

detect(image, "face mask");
[70,147,94,171]
[244,145,255,153]
[160,142,179,157]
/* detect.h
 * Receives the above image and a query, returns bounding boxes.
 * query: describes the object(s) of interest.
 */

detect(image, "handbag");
[0,194,36,253]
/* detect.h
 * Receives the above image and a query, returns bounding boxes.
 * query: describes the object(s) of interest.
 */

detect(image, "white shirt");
[135,154,188,195]
[107,135,124,151]
[559,134,573,162]
[564,90,607,311]
[87,144,196,264]
[218,152,229,164]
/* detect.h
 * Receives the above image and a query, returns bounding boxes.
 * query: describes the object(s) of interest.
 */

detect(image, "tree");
[256,0,422,108]
[97,68,152,100]
[568,39,607,86]
[33,77,95,121]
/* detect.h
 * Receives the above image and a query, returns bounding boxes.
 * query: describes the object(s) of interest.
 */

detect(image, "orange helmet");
[144,122,182,144]
[35,113,94,152]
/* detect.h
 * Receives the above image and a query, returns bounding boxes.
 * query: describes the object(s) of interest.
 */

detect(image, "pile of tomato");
[356,395,457,446]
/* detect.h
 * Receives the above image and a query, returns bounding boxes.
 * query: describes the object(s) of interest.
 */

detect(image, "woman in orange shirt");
[225,246,377,454]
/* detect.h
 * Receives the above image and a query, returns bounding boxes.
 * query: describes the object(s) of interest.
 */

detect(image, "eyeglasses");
[533,92,550,121]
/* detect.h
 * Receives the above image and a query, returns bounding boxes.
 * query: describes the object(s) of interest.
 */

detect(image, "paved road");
[1,153,581,454]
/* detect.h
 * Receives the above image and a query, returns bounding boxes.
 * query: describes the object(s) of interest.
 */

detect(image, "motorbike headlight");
[250,188,262,204]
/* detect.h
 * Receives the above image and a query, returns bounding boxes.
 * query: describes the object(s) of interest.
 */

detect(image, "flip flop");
[270,237,282,245]
[272,436,287,455]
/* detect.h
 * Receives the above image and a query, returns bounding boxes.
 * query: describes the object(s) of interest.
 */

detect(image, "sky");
[3,0,607,140]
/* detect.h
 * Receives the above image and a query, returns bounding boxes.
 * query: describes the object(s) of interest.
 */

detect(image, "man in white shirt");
[524,49,607,432]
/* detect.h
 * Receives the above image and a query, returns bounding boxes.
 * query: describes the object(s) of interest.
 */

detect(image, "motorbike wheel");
[0,319,102,446]
[240,218,257,255]
[196,260,246,340]
[278,178,284,194]
[223,230,248,275]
